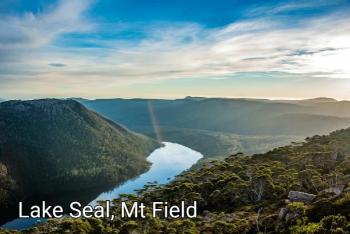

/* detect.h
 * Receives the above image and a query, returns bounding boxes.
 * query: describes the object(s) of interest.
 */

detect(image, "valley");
[2,142,202,230]
[7,125,350,233]
[80,97,350,161]
[1,0,350,232]
[1,97,350,233]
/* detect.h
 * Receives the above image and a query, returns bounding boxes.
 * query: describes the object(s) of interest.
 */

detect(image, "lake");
[2,142,203,230]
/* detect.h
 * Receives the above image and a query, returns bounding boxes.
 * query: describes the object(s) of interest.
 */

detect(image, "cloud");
[48,63,67,67]
[0,0,350,99]
[244,0,346,17]
[65,14,349,81]
[286,48,340,57]
[0,0,92,62]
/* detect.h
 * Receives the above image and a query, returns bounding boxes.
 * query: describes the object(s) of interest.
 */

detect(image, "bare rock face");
[288,191,316,203]
[321,185,345,197]
[285,211,300,223]
[0,163,7,177]
[278,208,288,220]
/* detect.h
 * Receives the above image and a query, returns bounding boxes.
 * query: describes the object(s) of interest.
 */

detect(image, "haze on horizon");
[1,0,350,100]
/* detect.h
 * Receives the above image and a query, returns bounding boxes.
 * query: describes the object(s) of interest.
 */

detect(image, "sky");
[0,0,350,100]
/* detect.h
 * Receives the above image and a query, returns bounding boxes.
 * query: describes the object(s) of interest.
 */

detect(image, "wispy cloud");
[0,0,350,99]
[48,63,67,67]
[55,14,350,81]
[244,0,346,16]
[0,0,92,64]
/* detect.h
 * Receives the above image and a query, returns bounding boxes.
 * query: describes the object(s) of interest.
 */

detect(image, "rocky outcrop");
[278,206,303,223]
[288,191,316,203]
[322,185,345,197]
[278,207,288,220]
[0,163,7,177]
[315,185,346,201]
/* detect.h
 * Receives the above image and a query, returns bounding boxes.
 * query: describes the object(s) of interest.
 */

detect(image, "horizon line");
[1,96,348,102]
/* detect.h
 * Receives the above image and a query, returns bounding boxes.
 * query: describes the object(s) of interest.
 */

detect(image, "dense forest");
[0,99,160,223]
[7,127,350,233]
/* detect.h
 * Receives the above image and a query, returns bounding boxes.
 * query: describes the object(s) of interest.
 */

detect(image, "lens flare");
[147,101,163,142]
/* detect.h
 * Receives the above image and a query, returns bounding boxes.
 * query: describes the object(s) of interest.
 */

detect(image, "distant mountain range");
[79,97,350,159]
[80,97,350,136]
[0,99,160,223]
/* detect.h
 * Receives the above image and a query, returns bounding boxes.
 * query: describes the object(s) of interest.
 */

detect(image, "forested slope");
[0,99,160,222]
[13,127,350,233]
[81,97,350,161]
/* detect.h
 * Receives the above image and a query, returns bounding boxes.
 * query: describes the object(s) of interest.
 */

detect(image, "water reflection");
[2,142,202,230]
[90,142,202,205]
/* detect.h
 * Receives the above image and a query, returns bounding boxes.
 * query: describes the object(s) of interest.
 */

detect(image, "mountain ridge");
[0,99,161,223]
[76,97,350,161]
[79,97,350,135]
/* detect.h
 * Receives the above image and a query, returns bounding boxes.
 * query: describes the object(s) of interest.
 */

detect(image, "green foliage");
[211,221,236,234]
[0,99,160,211]
[318,215,350,233]
[4,115,350,233]
[146,127,301,160]
[289,222,320,234]
[287,202,306,214]
[290,215,350,234]
[166,220,198,234]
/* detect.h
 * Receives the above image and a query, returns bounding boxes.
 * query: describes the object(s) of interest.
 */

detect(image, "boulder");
[288,191,316,203]
[0,163,7,177]
[285,211,301,223]
[278,208,288,220]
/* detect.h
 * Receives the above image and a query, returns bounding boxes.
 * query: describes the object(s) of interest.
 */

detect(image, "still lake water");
[2,142,203,230]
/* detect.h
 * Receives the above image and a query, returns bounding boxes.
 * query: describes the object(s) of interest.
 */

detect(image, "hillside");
[0,99,160,223]
[143,127,301,166]
[80,97,350,159]
[297,97,338,104]
[16,127,350,233]
[81,97,350,135]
